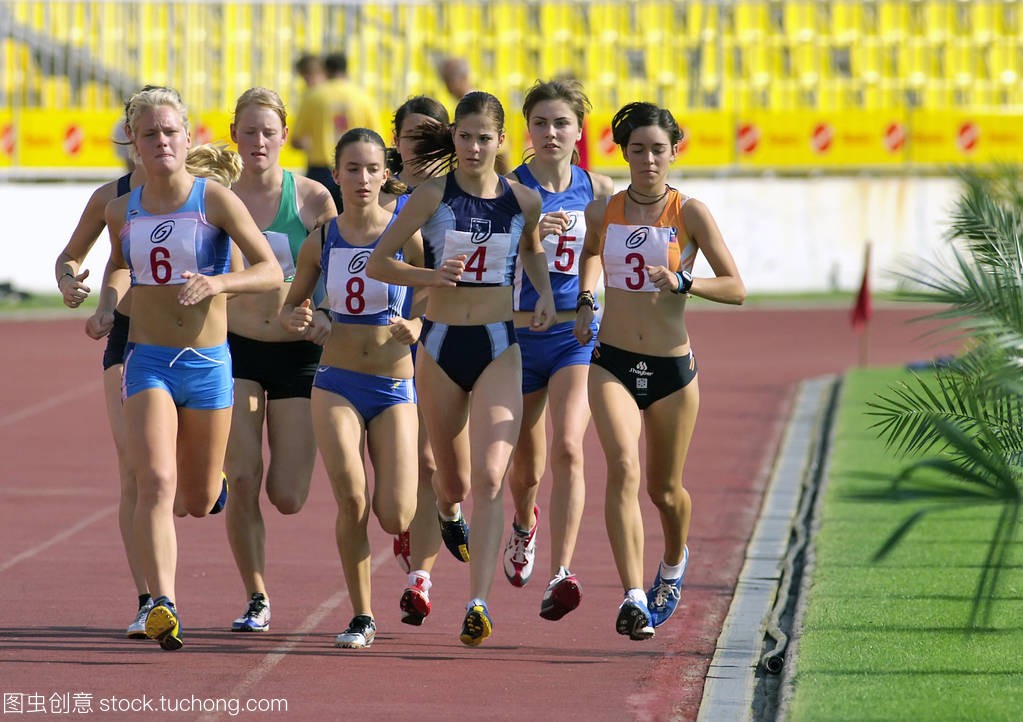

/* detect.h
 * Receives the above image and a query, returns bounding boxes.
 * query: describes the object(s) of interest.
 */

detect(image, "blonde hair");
[186,143,243,186]
[124,86,189,137]
[233,87,287,129]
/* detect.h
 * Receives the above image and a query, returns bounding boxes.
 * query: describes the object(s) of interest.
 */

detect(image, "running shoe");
[539,571,582,621]
[126,597,155,639]
[336,615,376,649]
[439,512,470,563]
[459,602,493,646]
[146,596,183,651]
[647,546,689,628]
[616,597,654,641]
[502,504,539,587]
[399,576,432,626]
[231,592,270,632]
[393,531,412,574]
[210,473,229,515]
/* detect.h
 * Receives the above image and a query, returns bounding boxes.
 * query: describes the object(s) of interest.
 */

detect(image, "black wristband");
[672,270,693,295]
[576,291,595,312]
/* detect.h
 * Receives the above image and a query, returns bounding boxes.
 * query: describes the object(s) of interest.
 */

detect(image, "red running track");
[0,308,960,721]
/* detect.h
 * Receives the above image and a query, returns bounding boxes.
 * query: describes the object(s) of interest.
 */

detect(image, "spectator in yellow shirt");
[291,51,379,209]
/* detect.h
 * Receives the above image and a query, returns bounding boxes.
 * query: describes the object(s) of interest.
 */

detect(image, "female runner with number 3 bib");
[574,102,744,641]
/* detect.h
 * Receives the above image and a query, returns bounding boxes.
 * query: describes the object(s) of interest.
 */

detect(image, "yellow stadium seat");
[988,37,1021,85]
[827,0,863,46]
[40,76,72,107]
[921,0,954,44]
[878,0,910,43]
[590,1,629,46]
[783,0,819,44]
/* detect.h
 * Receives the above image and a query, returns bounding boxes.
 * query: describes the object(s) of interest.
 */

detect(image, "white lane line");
[0,504,116,573]
[0,380,104,427]
[198,551,392,722]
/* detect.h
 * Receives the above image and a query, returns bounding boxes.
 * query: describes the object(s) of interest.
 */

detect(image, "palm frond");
[865,165,1023,628]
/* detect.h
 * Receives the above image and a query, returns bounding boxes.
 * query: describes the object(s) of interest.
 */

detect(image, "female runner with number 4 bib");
[368,91,555,646]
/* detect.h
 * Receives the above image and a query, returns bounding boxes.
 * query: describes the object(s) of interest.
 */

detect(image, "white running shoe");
[336,615,376,649]
[126,597,155,639]
[503,504,539,587]
[231,593,270,632]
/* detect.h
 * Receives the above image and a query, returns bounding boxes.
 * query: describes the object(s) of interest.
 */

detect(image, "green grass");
[787,367,1023,722]
[0,291,95,314]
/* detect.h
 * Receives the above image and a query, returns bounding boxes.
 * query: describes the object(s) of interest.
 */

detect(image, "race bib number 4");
[442,226,514,285]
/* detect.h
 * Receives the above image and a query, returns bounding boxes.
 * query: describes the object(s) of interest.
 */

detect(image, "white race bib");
[442,224,514,285]
[603,224,673,292]
[541,210,585,276]
[128,217,200,285]
[264,231,297,280]
[326,247,388,316]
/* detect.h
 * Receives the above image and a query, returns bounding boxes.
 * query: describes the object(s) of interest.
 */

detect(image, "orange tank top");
[599,189,697,292]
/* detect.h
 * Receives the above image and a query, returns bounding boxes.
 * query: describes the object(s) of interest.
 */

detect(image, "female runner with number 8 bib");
[280,128,424,650]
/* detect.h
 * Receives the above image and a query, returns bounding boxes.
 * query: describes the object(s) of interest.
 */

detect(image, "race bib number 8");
[326,247,388,315]
[128,218,199,285]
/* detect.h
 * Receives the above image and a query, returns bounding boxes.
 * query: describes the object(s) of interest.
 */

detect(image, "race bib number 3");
[128,218,199,285]
[603,224,673,292]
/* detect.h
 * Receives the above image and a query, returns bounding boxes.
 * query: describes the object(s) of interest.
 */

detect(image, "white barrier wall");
[2,175,961,295]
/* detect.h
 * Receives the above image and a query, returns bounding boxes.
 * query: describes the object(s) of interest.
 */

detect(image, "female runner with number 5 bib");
[503,79,614,620]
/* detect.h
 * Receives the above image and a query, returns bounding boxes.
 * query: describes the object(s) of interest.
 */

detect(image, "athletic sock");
[625,588,646,605]
[408,571,432,590]
[659,558,685,580]
[438,504,462,522]
[138,593,153,610]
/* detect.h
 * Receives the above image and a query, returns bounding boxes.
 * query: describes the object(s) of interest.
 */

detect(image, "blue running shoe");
[647,546,689,628]
[146,596,183,651]
[439,512,470,562]
[459,602,492,646]
[210,474,228,515]
[231,592,270,632]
